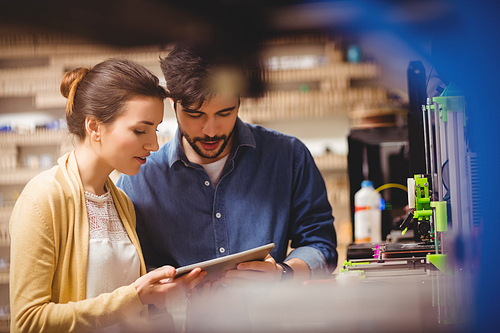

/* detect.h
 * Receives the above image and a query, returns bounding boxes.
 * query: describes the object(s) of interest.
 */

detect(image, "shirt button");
[219,247,225,254]
[215,212,221,218]
[204,181,210,186]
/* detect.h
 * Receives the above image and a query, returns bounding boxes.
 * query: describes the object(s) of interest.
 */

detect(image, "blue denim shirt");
[117,118,337,277]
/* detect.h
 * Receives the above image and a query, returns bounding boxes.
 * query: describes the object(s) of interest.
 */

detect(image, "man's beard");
[180,128,234,160]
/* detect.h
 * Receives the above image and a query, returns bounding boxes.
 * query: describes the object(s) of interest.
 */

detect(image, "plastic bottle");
[354,180,382,243]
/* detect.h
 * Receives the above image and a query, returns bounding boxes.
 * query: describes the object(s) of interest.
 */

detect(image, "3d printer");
[342,61,479,327]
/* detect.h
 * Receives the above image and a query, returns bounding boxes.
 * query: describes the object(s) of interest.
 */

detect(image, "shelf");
[263,62,380,83]
[0,207,11,247]
[241,36,389,124]
[240,87,387,123]
[0,168,48,186]
[323,173,350,207]
[313,153,347,172]
[0,319,9,333]
[0,129,69,146]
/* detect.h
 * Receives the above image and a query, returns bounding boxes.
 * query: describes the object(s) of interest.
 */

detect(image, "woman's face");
[97,96,164,175]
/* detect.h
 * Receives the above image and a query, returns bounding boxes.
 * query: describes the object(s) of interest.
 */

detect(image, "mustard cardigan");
[9,151,148,332]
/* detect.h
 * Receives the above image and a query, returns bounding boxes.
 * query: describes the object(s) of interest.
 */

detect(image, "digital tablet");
[174,243,275,283]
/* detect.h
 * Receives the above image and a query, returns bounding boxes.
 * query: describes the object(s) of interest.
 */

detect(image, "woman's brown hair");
[60,59,167,140]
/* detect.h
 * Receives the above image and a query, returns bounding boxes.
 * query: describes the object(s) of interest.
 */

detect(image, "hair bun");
[60,67,91,115]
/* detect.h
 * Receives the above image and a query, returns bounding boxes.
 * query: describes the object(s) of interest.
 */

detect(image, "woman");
[9,59,206,332]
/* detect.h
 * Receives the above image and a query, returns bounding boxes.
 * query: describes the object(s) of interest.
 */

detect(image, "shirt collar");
[167,117,256,167]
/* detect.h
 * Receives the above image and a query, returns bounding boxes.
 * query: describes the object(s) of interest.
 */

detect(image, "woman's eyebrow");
[136,120,155,126]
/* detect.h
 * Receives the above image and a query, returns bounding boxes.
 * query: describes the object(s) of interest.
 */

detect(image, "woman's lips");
[135,156,147,165]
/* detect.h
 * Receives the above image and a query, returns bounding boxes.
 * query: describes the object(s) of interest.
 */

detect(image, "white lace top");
[85,189,140,333]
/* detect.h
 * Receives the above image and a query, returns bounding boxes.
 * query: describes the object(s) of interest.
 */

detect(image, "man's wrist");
[277,262,294,282]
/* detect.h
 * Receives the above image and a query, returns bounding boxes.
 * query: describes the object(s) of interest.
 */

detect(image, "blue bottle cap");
[361,180,373,188]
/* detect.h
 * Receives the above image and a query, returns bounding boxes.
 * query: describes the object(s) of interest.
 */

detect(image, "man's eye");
[134,130,146,134]
[219,112,231,117]
[187,113,202,118]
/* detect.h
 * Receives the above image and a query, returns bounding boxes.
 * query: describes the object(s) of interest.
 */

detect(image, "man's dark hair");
[160,43,222,110]
[160,41,261,110]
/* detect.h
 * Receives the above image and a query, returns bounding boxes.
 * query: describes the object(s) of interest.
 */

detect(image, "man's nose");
[202,117,217,138]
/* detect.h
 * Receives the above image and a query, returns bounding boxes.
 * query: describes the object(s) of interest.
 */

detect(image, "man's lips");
[200,141,220,150]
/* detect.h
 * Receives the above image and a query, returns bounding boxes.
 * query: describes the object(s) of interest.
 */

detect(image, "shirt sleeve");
[286,140,338,276]
[9,193,145,333]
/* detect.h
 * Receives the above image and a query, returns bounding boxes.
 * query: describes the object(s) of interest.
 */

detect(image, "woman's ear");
[85,117,101,142]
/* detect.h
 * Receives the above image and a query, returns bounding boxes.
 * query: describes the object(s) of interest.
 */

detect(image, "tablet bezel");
[174,243,275,283]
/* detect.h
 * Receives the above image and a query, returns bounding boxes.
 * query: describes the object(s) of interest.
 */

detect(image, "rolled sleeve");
[285,246,330,278]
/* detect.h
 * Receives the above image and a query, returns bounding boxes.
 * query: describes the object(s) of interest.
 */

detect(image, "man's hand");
[221,254,283,285]
[222,255,312,286]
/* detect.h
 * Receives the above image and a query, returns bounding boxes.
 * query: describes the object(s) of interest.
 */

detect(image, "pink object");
[373,245,380,259]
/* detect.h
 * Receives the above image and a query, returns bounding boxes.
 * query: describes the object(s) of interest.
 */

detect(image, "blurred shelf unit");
[323,172,350,207]
[0,129,73,169]
[0,304,7,333]
[0,266,7,285]
[0,205,11,248]
[313,152,347,174]
[0,129,74,233]
[349,106,408,129]
[0,47,166,103]
[239,34,388,123]
[0,27,169,104]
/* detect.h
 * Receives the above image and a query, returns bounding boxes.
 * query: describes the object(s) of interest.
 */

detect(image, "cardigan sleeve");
[9,188,145,333]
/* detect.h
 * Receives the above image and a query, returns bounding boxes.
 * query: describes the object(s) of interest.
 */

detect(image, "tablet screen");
[174,243,275,283]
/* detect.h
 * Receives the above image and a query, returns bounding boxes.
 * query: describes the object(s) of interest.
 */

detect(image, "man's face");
[175,94,239,164]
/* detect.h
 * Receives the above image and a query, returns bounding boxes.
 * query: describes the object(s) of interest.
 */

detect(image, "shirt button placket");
[215,213,224,254]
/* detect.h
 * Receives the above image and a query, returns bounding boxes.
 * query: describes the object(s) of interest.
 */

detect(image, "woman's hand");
[134,266,206,309]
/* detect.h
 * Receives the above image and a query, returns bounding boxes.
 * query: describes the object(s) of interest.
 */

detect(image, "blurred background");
[0,0,499,332]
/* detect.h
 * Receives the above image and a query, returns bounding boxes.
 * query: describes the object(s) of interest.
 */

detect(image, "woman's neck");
[74,143,112,196]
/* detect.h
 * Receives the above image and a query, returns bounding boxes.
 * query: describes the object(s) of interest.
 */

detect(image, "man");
[117,43,337,284]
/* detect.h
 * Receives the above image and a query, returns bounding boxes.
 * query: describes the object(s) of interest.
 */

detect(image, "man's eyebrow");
[182,107,204,114]
[216,107,236,113]
[182,106,236,113]
[183,106,236,113]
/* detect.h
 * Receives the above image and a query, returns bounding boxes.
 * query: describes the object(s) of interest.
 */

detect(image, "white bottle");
[354,180,382,243]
